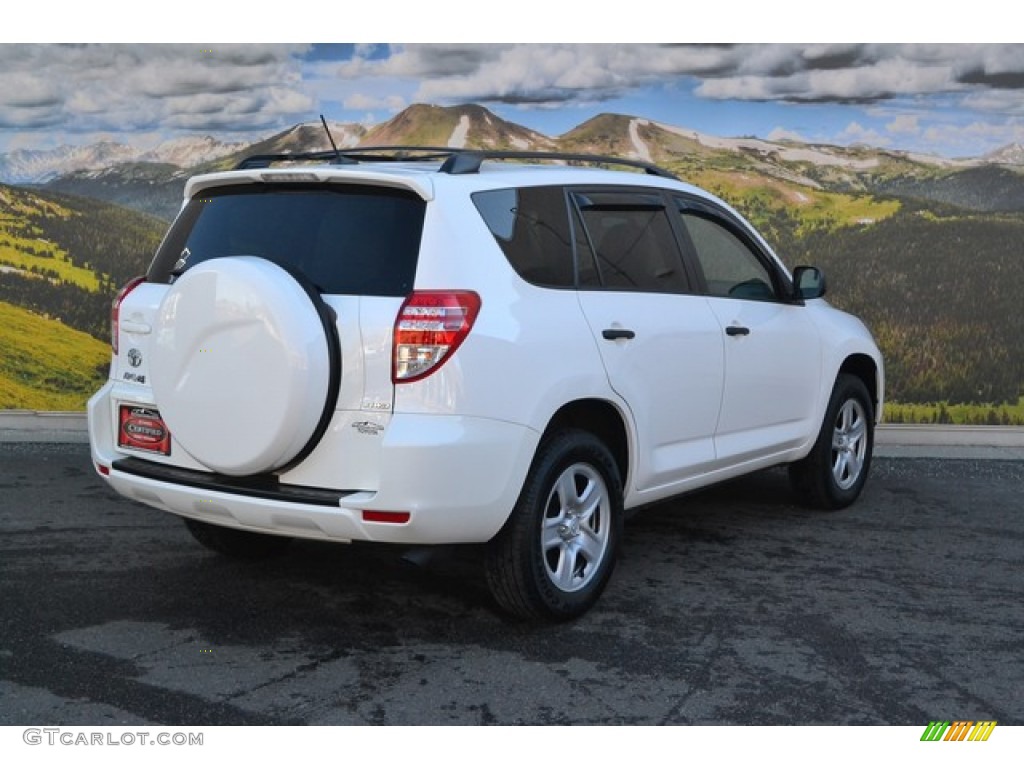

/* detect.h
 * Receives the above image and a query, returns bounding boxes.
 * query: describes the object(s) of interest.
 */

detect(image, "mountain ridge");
[1,105,1023,415]
[17,103,1023,222]
[2,103,1019,188]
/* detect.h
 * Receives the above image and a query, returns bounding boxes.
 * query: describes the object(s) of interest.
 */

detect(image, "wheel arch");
[541,399,630,491]
[838,353,881,419]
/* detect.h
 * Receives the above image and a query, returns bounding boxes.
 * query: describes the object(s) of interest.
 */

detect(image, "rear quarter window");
[472,186,574,288]
[149,184,425,296]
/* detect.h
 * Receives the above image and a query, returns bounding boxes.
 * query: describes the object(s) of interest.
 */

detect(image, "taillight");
[111,276,146,353]
[393,291,481,383]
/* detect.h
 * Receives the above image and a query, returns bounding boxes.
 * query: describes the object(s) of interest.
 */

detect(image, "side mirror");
[792,265,827,301]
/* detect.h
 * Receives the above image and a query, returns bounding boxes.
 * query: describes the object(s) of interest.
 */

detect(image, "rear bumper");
[88,384,539,545]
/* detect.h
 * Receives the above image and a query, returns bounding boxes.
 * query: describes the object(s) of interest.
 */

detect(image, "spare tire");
[150,256,339,476]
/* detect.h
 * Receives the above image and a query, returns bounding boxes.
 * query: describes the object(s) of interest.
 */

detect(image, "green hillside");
[0,183,163,340]
[0,187,100,289]
[790,210,1024,406]
[0,185,161,411]
[0,301,108,410]
[704,177,1024,411]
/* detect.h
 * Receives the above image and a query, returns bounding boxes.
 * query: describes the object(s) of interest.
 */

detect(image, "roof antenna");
[320,114,343,163]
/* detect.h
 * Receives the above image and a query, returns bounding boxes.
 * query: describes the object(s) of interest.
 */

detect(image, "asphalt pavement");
[1,441,1021,725]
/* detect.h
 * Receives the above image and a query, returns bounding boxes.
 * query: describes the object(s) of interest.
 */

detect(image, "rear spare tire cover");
[150,256,337,475]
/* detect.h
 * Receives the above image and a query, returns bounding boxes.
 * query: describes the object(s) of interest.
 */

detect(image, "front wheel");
[485,429,623,621]
[789,373,875,509]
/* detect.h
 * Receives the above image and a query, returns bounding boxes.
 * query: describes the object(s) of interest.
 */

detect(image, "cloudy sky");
[1,42,1023,158]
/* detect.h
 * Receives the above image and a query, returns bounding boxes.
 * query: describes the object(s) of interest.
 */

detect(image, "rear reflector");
[96,463,110,476]
[362,510,412,524]
[393,291,481,383]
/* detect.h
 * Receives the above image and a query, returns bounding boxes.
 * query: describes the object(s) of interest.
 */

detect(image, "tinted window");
[678,212,778,302]
[472,187,574,288]
[149,184,425,296]
[573,191,689,293]
[571,205,601,288]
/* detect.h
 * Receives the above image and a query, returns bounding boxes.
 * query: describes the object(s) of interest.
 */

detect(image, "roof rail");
[234,146,678,179]
[438,150,678,179]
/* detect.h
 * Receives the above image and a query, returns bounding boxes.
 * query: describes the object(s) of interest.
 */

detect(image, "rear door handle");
[725,325,750,336]
[602,328,636,340]
[120,320,152,335]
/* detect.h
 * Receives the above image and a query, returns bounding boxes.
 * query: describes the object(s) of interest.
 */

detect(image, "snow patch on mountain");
[140,136,245,166]
[983,142,1024,165]
[656,121,886,170]
[0,135,247,184]
[316,121,364,148]
[0,142,138,184]
[629,119,652,162]
[448,115,471,148]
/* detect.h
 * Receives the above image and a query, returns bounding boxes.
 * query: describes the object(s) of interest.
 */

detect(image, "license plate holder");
[118,405,172,456]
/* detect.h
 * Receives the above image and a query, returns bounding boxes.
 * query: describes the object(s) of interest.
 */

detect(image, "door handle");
[120,320,152,335]
[725,325,750,336]
[602,328,636,340]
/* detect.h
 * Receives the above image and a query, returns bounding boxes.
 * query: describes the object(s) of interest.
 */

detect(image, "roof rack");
[437,150,677,179]
[234,146,678,179]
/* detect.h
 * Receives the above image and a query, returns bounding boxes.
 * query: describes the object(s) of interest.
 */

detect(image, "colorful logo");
[920,721,997,742]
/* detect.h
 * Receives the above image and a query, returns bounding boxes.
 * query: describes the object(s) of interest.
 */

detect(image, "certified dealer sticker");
[118,406,172,455]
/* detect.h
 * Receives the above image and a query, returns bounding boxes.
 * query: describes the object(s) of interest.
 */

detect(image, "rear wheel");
[183,518,292,560]
[486,429,623,621]
[789,373,874,509]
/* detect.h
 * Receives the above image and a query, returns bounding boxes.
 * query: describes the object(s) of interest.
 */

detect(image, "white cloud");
[886,115,920,135]
[0,44,314,136]
[696,58,956,104]
[921,120,1024,154]
[2,42,1024,159]
[337,44,755,106]
[962,89,1024,115]
[335,43,1024,116]
[343,93,407,111]
[838,122,892,147]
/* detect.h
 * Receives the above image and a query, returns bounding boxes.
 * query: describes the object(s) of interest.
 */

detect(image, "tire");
[789,373,874,510]
[183,518,292,560]
[485,429,623,621]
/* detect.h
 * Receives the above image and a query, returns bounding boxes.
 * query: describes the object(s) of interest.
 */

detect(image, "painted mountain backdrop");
[1,103,1022,422]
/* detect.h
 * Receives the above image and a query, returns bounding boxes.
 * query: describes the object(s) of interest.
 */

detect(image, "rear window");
[149,184,425,296]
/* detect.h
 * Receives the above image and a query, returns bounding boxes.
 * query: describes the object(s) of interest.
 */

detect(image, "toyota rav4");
[88,147,884,620]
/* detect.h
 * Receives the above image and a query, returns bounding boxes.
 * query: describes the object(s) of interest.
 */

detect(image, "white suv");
[88,147,883,620]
